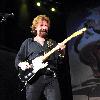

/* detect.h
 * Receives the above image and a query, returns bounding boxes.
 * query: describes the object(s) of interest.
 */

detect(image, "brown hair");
[31,15,50,34]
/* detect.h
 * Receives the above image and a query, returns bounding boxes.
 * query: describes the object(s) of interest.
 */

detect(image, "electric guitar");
[18,27,87,84]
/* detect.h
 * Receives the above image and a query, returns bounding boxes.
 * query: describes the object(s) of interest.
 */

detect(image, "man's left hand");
[57,43,66,50]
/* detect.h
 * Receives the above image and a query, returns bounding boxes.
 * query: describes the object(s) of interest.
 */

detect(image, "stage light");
[51,7,56,12]
[36,2,41,7]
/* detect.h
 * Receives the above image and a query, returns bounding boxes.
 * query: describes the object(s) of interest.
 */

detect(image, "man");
[15,15,66,100]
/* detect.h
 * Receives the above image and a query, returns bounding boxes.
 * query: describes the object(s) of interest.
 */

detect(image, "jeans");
[26,75,61,100]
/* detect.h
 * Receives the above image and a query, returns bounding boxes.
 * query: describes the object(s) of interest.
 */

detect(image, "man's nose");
[43,27,47,30]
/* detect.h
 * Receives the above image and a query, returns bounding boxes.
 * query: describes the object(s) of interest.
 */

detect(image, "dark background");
[0,0,67,50]
[0,0,100,100]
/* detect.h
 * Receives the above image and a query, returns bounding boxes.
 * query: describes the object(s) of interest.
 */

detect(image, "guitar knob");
[27,73,32,77]
[53,73,56,77]
[47,68,50,70]
[25,75,28,79]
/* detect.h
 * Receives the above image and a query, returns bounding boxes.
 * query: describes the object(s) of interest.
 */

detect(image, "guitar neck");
[61,27,87,44]
[42,45,59,61]
[41,27,87,61]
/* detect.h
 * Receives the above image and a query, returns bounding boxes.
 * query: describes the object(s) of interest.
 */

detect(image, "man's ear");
[31,30,37,36]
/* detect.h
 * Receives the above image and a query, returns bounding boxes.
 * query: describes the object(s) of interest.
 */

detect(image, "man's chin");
[41,34,48,38]
[40,32,48,37]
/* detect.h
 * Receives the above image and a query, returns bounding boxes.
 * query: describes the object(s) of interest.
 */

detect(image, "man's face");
[35,20,49,38]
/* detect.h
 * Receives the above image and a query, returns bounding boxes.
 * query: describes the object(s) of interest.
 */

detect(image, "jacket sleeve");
[48,39,65,68]
[15,39,28,70]
[53,40,65,61]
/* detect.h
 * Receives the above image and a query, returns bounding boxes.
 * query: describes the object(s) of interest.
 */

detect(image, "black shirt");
[15,38,63,73]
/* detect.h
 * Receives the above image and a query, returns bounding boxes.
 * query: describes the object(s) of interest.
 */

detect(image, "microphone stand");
[0,12,14,44]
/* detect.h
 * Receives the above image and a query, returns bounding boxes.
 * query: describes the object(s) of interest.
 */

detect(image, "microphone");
[0,13,14,16]
[5,13,14,17]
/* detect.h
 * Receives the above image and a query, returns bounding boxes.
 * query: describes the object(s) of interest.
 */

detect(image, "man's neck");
[34,36,45,46]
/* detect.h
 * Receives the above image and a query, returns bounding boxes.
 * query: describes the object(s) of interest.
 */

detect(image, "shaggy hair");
[31,15,50,35]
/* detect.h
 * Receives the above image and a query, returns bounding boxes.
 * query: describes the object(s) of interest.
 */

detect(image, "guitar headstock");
[62,27,87,44]
[71,27,87,38]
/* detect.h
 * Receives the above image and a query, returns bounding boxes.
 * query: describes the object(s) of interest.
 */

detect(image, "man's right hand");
[18,61,31,71]
[32,57,48,73]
